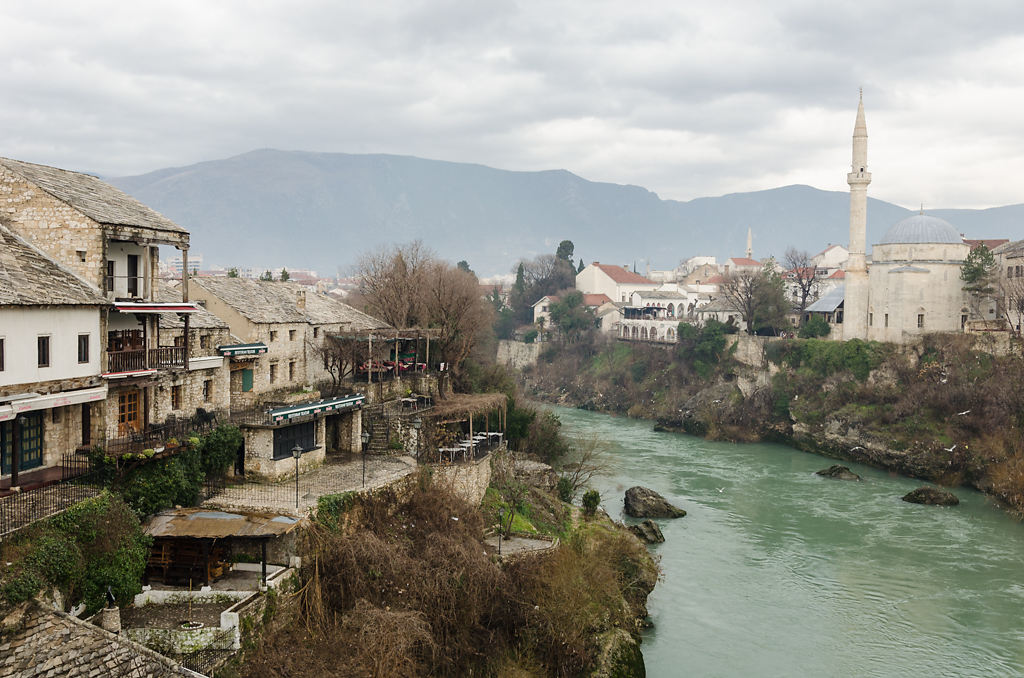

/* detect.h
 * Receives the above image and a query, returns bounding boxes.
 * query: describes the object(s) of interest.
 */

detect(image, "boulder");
[624,486,686,519]
[902,486,960,506]
[629,519,665,544]
[816,465,861,481]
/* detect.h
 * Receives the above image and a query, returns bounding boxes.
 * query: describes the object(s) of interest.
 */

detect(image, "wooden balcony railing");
[107,346,186,373]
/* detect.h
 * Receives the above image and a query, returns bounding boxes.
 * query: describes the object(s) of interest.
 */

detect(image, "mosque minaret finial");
[845,90,872,340]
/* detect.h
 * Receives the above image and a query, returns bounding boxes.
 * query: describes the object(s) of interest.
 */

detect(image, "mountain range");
[109,149,1024,277]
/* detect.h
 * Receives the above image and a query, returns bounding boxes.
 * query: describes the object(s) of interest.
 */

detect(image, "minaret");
[745,228,753,259]
[844,89,871,340]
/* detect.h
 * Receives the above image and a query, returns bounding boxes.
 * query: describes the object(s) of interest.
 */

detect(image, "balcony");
[107,346,186,373]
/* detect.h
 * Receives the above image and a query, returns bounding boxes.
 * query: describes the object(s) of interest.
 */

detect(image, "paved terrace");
[201,454,418,515]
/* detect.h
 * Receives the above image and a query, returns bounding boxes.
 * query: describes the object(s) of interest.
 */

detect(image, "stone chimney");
[296,289,306,311]
[97,605,121,634]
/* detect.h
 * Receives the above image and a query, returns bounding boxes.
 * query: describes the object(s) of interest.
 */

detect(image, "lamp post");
[291,444,302,509]
[412,416,422,460]
[360,430,370,487]
[497,508,504,556]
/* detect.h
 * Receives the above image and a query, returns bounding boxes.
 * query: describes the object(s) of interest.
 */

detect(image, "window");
[289,329,296,341]
[171,385,182,410]
[199,334,211,349]
[918,313,925,328]
[269,363,278,383]
[81,403,91,447]
[203,380,212,402]
[37,336,50,368]
[0,337,4,371]
[961,314,968,329]
[273,421,314,460]
[1018,266,1022,278]
[78,334,90,364]
[76,250,86,263]
[270,330,278,342]
[127,254,139,296]
[289,361,296,381]
[869,313,873,326]
[884,314,889,328]
[313,327,319,338]
[1009,266,1014,278]
[106,260,115,292]
[241,369,253,392]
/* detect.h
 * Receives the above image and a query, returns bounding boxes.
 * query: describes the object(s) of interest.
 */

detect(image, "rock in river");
[902,486,960,506]
[624,486,686,519]
[816,465,862,481]
[629,519,666,544]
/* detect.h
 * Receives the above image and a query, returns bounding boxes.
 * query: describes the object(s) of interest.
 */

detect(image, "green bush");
[581,489,600,516]
[195,424,242,476]
[316,492,357,531]
[798,315,831,339]
[523,329,538,344]
[2,493,150,613]
[556,477,573,503]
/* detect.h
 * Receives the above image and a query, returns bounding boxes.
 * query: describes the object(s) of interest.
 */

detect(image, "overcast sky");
[2,1,1023,209]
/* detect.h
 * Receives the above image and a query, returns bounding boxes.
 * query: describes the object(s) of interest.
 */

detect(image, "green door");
[241,369,254,392]
[0,413,44,475]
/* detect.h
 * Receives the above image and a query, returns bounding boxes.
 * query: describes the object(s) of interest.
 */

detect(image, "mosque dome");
[879,214,962,245]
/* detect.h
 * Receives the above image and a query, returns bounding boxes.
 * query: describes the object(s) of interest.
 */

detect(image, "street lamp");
[360,430,370,487]
[497,508,504,556]
[291,444,302,509]
[412,417,422,460]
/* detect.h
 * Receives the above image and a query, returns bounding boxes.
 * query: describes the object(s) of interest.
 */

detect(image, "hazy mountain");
[109,150,1024,277]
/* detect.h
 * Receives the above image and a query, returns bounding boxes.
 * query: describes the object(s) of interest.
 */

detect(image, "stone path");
[201,454,418,515]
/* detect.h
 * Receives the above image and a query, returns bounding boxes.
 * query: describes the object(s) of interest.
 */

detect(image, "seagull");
[850,446,865,452]
[944,444,957,453]
[956,410,971,416]
[716,487,725,493]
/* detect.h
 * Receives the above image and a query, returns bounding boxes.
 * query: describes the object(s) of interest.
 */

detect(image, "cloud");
[0,0,1022,208]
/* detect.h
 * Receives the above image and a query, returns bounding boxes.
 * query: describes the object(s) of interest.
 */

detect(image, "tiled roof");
[591,263,657,285]
[0,157,186,236]
[728,257,761,267]
[963,238,1009,252]
[192,277,390,330]
[828,270,846,279]
[0,224,107,306]
[582,293,613,306]
[156,287,229,329]
[0,601,189,677]
[703,275,726,285]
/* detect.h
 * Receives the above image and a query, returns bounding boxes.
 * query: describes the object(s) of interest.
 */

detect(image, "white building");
[0,225,108,483]
[576,262,660,303]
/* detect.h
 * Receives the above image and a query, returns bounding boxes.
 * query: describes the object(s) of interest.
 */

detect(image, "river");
[549,405,1024,677]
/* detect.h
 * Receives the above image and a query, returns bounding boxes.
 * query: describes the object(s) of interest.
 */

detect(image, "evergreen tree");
[227,267,239,278]
[280,268,290,281]
[577,259,585,274]
[258,270,274,281]
[556,239,575,262]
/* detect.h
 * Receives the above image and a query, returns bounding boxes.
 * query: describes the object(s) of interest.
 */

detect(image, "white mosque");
[810,92,975,343]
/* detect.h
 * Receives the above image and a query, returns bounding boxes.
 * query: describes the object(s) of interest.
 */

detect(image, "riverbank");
[518,331,1024,515]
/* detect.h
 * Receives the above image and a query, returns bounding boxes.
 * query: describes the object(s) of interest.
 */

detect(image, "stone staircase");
[366,417,391,454]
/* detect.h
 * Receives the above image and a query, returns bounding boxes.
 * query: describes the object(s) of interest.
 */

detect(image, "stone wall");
[0,167,107,290]
[428,453,493,506]
[726,334,782,369]
[241,417,327,480]
[151,365,231,426]
[497,340,541,369]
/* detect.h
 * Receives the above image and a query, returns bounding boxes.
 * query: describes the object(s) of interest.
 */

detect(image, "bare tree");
[783,247,820,322]
[423,261,492,370]
[356,241,432,329]
[558,434,608,499]
[999,273,1024,333]
[307,332,385,395]
[718,266,789,335]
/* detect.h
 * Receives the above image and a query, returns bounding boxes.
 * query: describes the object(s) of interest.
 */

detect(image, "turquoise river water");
[550,405,1024,678]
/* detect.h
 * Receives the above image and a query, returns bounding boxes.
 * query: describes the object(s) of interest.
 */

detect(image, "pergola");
[327,327,444,385]
[419,392,508,462]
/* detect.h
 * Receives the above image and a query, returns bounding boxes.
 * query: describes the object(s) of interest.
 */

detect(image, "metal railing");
[0,457,102,538]
[102,409,225,456]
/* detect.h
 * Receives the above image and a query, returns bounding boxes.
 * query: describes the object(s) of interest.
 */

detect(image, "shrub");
[556,477,573,503]
[799,315,831,338]
[523,329,538,344]
[581,489,600,516]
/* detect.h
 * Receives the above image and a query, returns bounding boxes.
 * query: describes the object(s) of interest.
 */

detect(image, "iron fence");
[0,458,104,538]
[102,408,226,456]
[176,627,237,675]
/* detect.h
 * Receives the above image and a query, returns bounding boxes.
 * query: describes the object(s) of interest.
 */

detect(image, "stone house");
[0,225,108,485]
[0,157,205,444]
[188,277,390,479]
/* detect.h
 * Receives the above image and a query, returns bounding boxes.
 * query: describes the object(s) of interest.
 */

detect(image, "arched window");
[641,327,648,340]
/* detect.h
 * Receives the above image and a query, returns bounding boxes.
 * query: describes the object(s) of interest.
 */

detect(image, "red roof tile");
[828,270,846,279]
[728,257,761,267]
[593,263,656,285]
[964,238,1009,252]
[582,293,613,307]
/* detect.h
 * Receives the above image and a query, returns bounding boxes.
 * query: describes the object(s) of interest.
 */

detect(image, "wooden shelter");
[419,392,508,462]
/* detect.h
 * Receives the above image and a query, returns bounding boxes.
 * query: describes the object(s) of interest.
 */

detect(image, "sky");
[2,0,1024,210]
